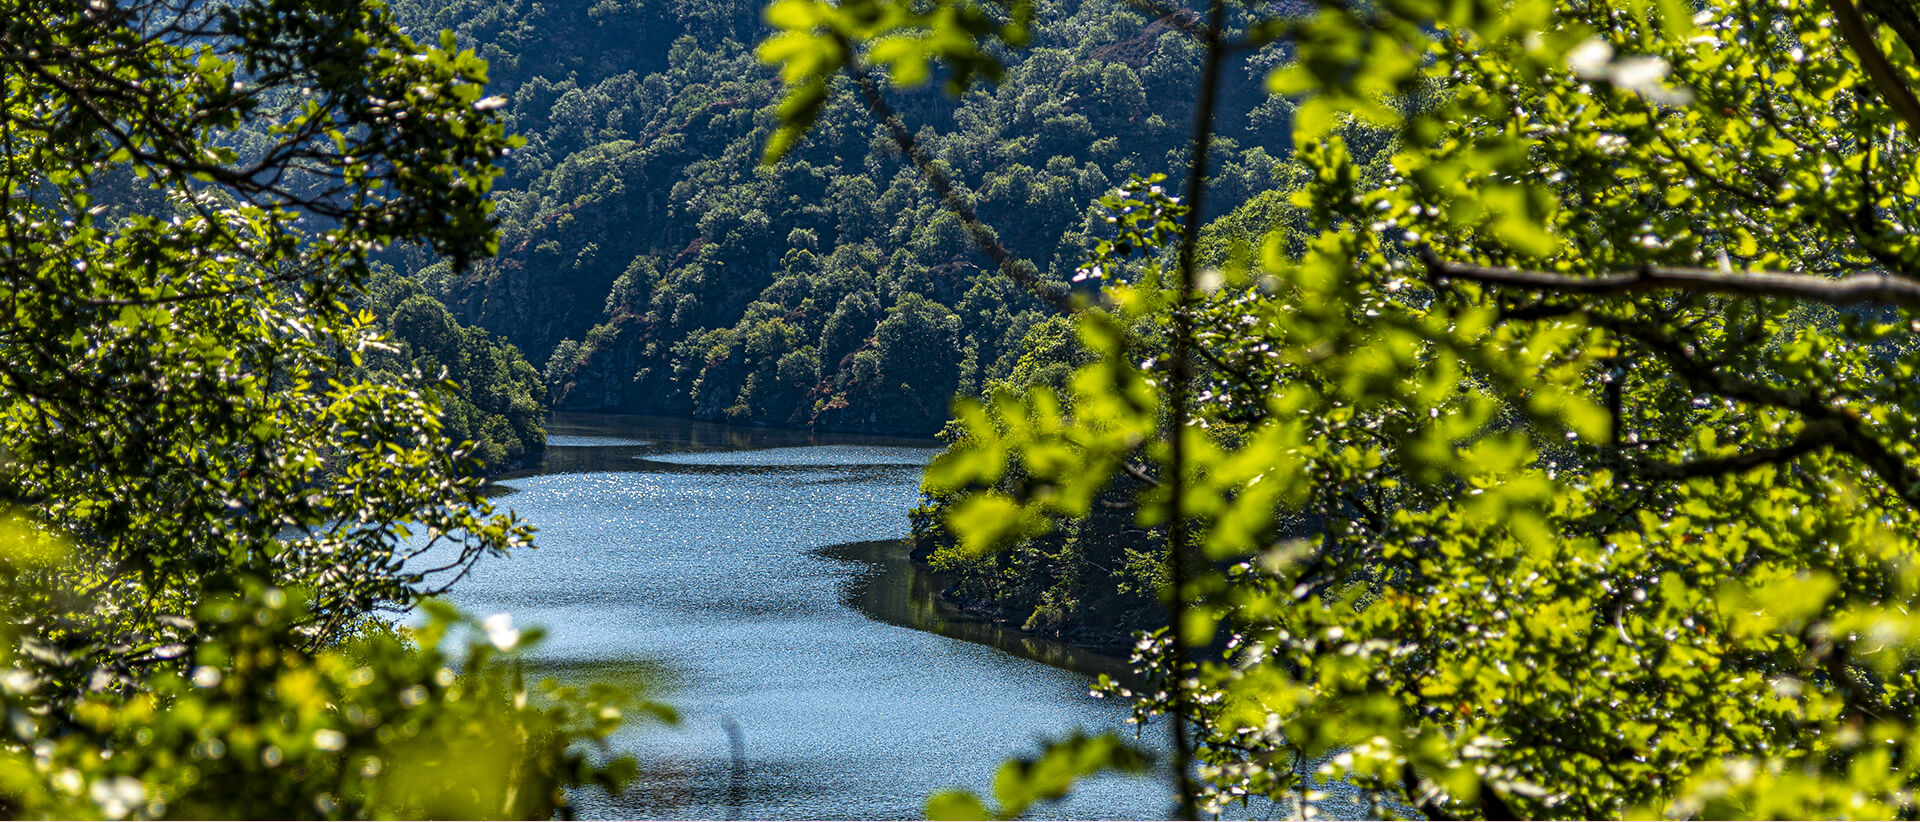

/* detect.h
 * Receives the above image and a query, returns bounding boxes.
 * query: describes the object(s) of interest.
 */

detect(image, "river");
[438,413,1176,819]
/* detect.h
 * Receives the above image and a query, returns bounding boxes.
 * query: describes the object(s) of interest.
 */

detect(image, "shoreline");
[552,403,947,440]
[518,413,1139,686]
[817,539,1142,687]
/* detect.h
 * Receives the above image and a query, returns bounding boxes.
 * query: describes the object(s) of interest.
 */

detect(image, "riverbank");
[553,400,951,439]
[525,413,1146,679]
[818,540,1138,685]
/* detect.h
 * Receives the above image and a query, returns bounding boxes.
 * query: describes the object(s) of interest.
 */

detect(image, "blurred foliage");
[771,0,1920,816]
[925,731,1151,820]
[0,0,640,816]
[0,524,655,819]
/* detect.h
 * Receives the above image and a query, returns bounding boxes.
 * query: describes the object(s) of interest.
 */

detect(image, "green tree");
[0,0,637,816]
[384,0,1293,433]
[765,0,1920,817]
[365,275,549,472]
[874,293,965,431]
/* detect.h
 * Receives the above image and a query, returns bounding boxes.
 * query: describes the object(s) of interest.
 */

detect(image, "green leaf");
[926,790,992,820]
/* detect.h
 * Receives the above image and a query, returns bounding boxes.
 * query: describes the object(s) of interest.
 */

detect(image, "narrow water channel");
[440,413,1175,819]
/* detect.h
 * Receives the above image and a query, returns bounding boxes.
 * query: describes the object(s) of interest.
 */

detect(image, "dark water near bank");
[439,413,1178,819]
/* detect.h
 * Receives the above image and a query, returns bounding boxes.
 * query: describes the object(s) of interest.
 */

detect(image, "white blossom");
[1566,38,1614,78]
[484,613,521,651]
[89,776,144,820]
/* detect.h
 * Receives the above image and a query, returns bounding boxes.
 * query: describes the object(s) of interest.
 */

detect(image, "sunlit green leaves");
[925,732,1149,820]
[0,572,658,819]
[757,0,1031,162]
[0,0,595,816]
[816,0,1920,815]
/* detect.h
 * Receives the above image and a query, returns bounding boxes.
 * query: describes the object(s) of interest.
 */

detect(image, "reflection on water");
[545,434,653,447]
[438,413,1177,820]
[820,540,1137,685]
[644,445,941,467]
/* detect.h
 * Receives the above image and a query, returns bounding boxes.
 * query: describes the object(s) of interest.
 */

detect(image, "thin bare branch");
[1420,247,1920,312]
[1120,461,1163,487]
[1163,0,1230,814]
[837,39,1073,313]
[1622,420,1843,479]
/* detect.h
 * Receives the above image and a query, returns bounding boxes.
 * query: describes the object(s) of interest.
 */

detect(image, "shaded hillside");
[391,0,1299,434]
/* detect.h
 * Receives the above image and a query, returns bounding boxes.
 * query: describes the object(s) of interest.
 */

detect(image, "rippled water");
[439,414,1178,819]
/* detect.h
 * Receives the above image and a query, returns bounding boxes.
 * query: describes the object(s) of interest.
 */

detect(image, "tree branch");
[1601,315,1920,506]
[837,39,1073,313]
[1864,0,1920,81]
[1827,0,1920,135]
[1419,247,1920,312]
[1120,461,1163,487]
[1162,0,1230,814]
[1622,420,1844,479]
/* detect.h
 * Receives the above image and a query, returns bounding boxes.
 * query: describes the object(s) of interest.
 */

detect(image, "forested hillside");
[362,270,550,470]
[388,0,1297,434]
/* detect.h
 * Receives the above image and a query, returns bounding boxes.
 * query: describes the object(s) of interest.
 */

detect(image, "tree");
[0,0,639,815]
[763,0,1920,817]
[366,276,549,473]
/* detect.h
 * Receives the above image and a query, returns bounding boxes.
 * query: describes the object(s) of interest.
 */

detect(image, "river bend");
[438,413,1171,819]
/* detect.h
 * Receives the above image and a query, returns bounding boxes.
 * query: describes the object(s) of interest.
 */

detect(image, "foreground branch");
[1863,0,1920,70]
[1831,0,1920,135]
[1419,248,1920,312]
[837,41,1073,313]
[1622,420,1844,479]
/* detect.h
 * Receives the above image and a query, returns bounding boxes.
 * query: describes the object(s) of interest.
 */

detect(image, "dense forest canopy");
[384,0,1300,434]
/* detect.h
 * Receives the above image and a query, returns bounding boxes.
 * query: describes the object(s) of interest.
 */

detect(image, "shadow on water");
[525,414,1137,683]
[499,412,943,480]
[813,542,1378,820]
[819,539,1139,686]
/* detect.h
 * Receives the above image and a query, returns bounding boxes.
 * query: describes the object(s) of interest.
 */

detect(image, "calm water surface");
[441,413,1180,819]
